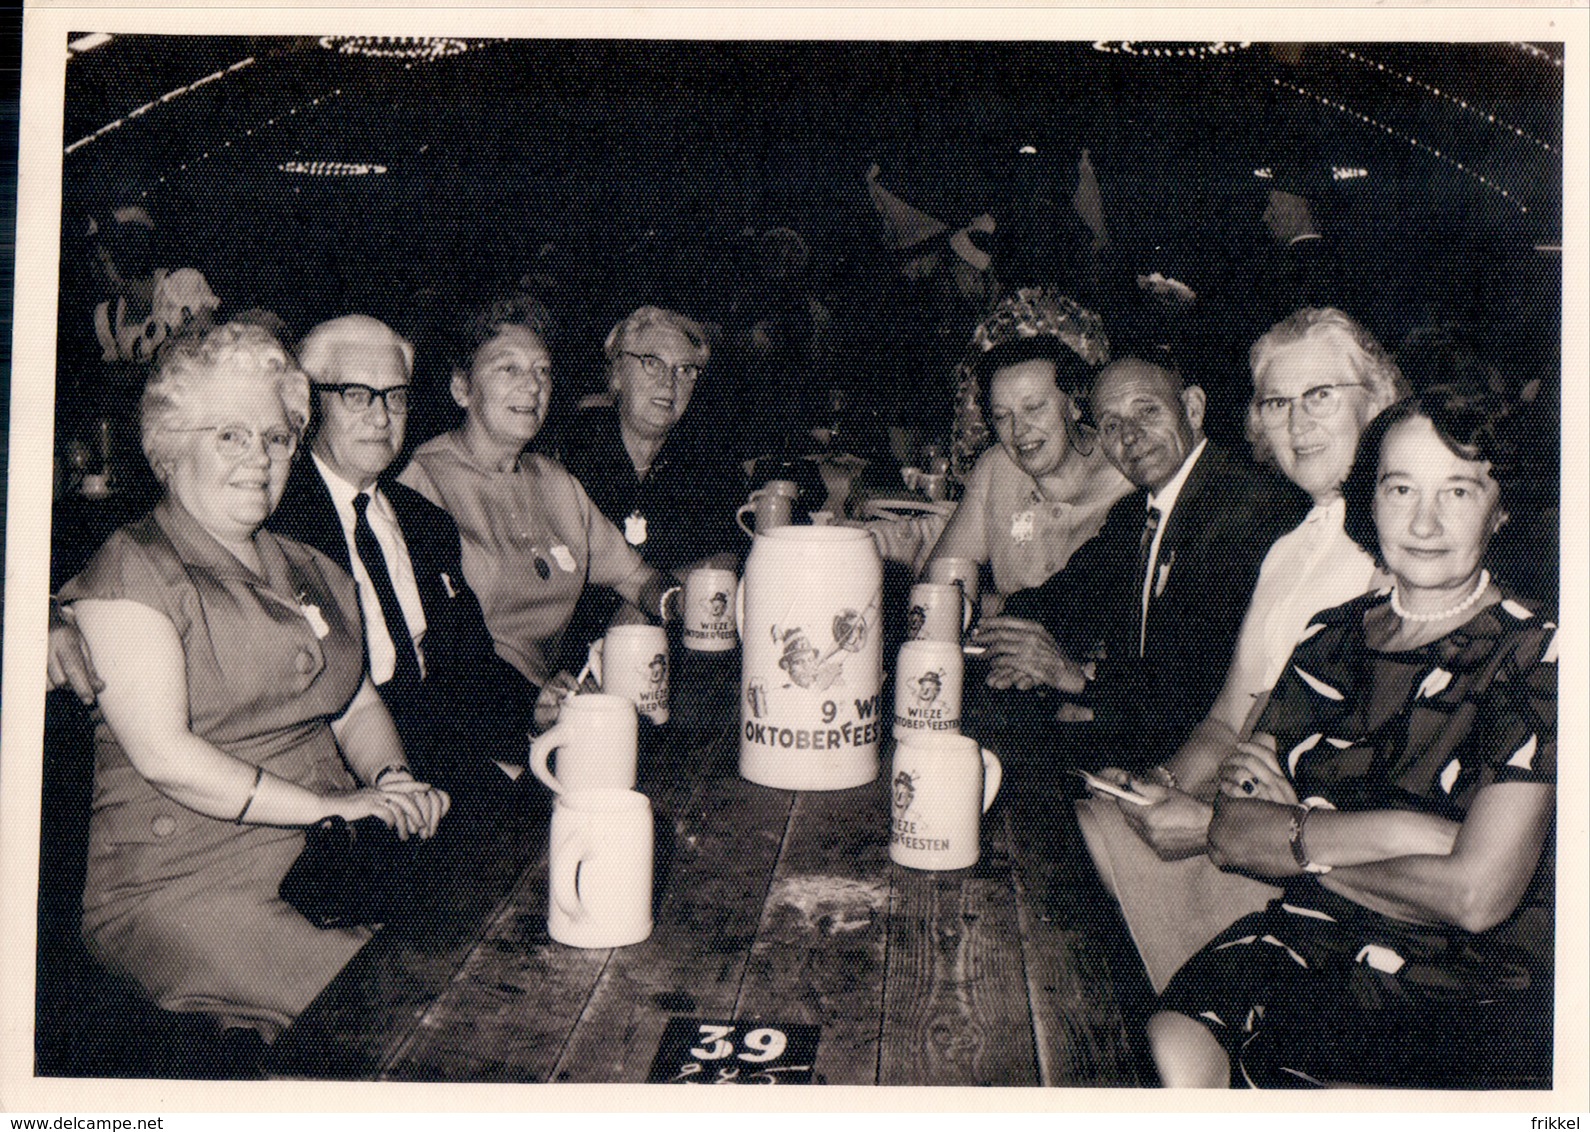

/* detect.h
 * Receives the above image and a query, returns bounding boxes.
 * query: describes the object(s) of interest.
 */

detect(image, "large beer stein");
[739,525,883,790]
[889,733,1003,871]
[736,479,799,537]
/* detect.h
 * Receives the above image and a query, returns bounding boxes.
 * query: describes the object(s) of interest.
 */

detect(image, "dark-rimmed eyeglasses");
[170,423,299,461]
[1255,383,1365,429]
[622,351,702,385]
[314,382,411,415]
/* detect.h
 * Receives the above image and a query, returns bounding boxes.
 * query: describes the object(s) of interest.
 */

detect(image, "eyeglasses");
[171,423,299,461]
[1255,383,1366,429]
[314,382,411,415]
[623,351,702,385]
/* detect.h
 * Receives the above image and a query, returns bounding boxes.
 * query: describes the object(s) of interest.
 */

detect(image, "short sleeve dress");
[967,440,1131,596]
[398,434,653,686]
[1157,588,1558,1089]
[58,498,373,1039]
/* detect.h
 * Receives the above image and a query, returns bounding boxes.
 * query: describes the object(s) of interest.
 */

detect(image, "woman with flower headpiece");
[923,289,1132,610]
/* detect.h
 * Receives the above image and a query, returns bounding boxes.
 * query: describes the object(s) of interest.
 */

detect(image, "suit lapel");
[383,478,454,619]
[1151,444,1220,573]
[271,457,355,575]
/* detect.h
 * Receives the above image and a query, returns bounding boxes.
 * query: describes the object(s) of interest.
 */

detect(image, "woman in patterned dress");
[59,323,450,1046]
[1147,386,1556,1088]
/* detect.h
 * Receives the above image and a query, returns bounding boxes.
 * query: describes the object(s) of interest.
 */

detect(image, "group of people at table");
[45,286,1555,1090]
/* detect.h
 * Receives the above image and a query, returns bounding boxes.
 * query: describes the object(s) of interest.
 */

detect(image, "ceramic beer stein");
[548,788,654,948]
[736,479,799,537]
[529,693,639,794]
[682,567,740,653]
[925,556,980,607]
[892,639,963,741]
[579,624,670,725]
[889,733,1002,871]
[739,525,883,790]
[905,582,973,643]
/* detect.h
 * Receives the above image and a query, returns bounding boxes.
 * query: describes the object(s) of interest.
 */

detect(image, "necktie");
[1138,504,1162,658]
[353,491,422,690]
[1138,504,1162,591]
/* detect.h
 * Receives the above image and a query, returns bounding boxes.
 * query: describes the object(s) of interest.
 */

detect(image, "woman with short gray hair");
[58,321,448,1054]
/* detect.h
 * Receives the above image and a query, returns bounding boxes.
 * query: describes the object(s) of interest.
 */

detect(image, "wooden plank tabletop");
[270,657,1150,1086]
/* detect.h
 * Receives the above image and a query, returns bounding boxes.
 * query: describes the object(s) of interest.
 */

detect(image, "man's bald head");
[1091,357,1206,493]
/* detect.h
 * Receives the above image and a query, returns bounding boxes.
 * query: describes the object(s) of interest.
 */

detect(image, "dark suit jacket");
[268,457,537,794]
[1006,443,1308,767]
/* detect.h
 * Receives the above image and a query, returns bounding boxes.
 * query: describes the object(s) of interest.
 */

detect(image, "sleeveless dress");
[59,498,373,1038]
[1158,588,1558,1088]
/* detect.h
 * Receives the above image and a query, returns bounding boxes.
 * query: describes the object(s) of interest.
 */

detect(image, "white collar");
[1305,495,1346,524]
[1146,438,1208,518]
[1287,232,1323,246]
[312,451,385,516]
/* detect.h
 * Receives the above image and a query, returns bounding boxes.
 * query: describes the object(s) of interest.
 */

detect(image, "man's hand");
[972,616,1087,693]
[1097,767,1215,861]
[47,602,105,705]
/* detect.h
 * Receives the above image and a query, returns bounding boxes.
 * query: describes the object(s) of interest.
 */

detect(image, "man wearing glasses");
[272,314,536,808]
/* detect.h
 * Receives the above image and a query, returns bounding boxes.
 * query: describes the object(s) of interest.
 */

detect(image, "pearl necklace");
[1391,569,1491,623]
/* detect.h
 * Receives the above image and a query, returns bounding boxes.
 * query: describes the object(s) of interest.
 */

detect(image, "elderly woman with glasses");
[1099,308,1409,858]
[558,306,742,579]
[397,294,678,727]
[55,322,449,1049]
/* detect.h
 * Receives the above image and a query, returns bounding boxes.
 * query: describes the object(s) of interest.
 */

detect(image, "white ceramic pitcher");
[738,525,883,790]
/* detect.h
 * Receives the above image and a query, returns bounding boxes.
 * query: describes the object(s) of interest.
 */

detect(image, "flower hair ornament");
[950,287,1110,475]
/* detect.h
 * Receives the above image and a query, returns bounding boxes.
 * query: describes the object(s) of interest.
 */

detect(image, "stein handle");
[980,747,1003,813]
[960,589,974,633]
[736,501,759,538]
[551,829,589,921]
[529,725,570,795]
[734,577,746,638]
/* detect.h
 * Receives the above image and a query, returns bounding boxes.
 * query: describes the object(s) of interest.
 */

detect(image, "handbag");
[279,815,427,929]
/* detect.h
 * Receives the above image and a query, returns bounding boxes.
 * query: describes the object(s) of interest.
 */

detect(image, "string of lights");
[140,87,351,199]
[1254,166,1370,182]
[1334,47,1557,155]
[65,56,255,156]
[279,160,389,177]
[1090,41,1252,59]
[1273,76,1529,216]
[317,37,490,61]
[1510,42,1564,69]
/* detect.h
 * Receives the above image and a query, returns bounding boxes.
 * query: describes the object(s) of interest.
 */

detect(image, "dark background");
[55,37,1563,364]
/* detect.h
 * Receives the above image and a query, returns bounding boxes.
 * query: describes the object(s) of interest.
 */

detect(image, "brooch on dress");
[295,590,331,639]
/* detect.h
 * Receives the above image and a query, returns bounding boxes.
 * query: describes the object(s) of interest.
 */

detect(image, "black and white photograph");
[3,4,1584,1114]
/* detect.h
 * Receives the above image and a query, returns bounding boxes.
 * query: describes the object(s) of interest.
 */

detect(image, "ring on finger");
[1240,777,1257,795]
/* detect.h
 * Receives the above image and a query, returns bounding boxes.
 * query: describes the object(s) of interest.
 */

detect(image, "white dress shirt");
[313,453,428,683]
[1139,438,1208,657]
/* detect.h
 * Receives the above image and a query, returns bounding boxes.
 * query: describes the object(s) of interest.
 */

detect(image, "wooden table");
[270,656,1152,1087]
